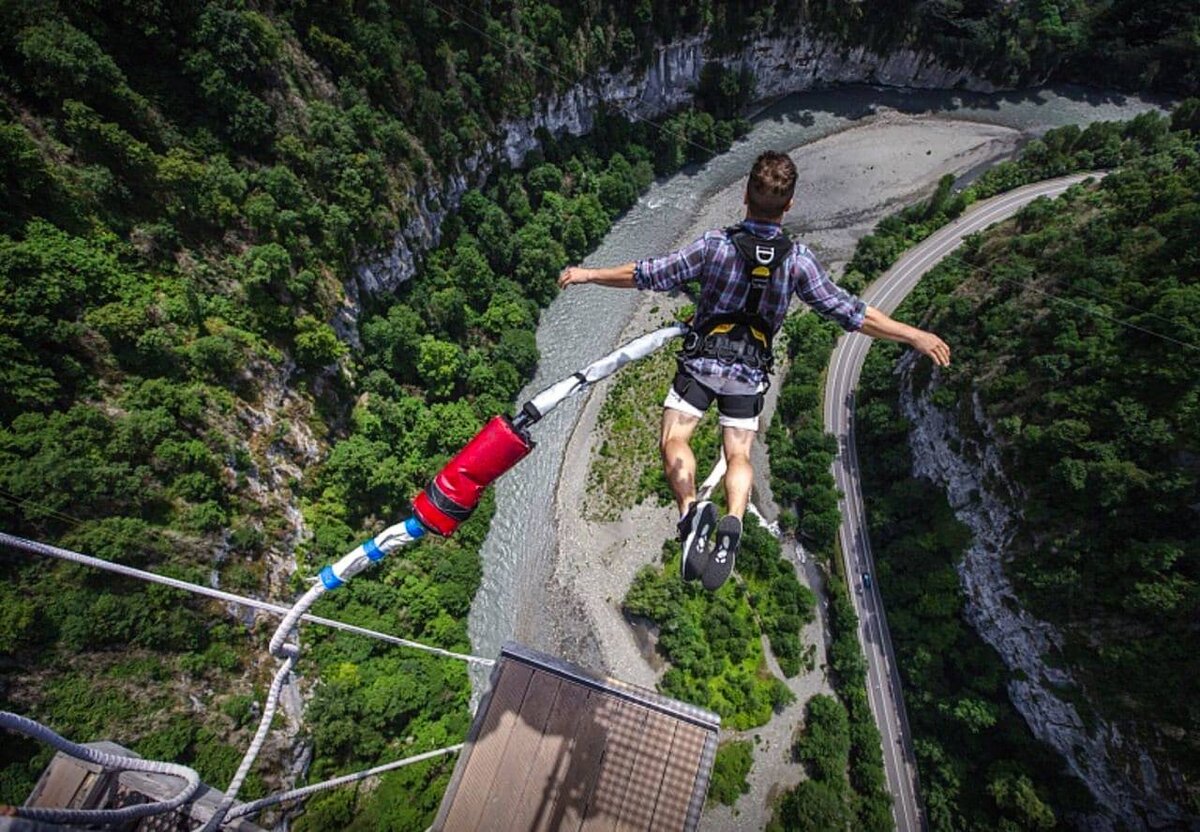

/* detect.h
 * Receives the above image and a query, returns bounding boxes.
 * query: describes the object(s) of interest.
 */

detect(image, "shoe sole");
[702,516,741,591]
[681,501,717,582]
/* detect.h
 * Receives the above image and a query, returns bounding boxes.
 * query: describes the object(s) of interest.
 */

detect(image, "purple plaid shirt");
[634,219,866,387]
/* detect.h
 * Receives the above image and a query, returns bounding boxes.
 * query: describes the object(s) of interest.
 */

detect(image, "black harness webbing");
[680,224,792,371]
[729,228,791,324]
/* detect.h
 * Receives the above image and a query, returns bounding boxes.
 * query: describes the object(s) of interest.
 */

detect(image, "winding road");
[822,173,1103,832]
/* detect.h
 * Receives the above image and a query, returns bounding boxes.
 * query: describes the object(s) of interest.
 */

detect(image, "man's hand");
[859,306,951,366]
[558,266,591,289]
[909,329,951,367]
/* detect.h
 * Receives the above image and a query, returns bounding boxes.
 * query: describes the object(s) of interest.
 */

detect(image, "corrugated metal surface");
[434,643,720,832]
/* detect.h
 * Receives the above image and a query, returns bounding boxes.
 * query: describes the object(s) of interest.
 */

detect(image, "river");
[467,83,1166,694]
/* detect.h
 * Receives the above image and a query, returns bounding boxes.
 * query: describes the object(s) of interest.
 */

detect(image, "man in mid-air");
[559,150,950,590]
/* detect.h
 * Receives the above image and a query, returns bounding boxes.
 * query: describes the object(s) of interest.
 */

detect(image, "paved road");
[822,173,1103,832]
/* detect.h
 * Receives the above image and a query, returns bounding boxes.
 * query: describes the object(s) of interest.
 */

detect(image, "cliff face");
[899,361,1191,831]
[353,27,992,298]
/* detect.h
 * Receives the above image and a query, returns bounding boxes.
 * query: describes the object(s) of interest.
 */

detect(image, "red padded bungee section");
[412,416,533,536]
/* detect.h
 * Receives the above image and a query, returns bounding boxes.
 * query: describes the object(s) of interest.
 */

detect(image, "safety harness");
[680,224,793,372]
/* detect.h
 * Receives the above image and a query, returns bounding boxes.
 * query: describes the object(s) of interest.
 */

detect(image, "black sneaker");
[677,500,717,582]
[702,516,742,591]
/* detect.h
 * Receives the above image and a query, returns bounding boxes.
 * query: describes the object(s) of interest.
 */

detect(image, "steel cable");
[0,532,492,667]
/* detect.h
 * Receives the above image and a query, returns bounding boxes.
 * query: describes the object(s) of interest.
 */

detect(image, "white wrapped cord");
[267,583,325,659]
[524,323,685,418]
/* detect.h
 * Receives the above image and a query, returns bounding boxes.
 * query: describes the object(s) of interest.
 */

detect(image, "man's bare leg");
[660,408,701,516]
[722,426,755,519]
[697,424,754,591]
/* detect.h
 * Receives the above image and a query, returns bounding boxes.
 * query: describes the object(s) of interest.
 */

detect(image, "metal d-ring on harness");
[679,224,793,372]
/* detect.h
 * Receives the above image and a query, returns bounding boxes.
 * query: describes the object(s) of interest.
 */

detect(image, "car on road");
[861,571,872,590]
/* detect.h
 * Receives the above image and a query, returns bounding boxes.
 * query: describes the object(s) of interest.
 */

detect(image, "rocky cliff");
[353,27,993,299]
[899,358,1190,831]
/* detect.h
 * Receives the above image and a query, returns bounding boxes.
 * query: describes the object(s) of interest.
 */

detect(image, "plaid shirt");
[634,219,866,387]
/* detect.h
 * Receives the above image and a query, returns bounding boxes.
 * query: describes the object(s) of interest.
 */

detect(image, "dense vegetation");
[0,1,757,823]
[708,739,755,806]
[0,127,750,827]
[623,528,798,731]
[765,312,844,547]
[853,108,1200,825]
[0,0,1195,824]
[759,111,1181,832]
[770,694,858,831]
[737,511,817,677]
[839,114,1190,297]
[805,0,1199,95]
[764,309,892,828]
[857,343,1091,830]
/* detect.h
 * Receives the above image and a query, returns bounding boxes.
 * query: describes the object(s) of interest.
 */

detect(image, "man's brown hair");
[746,150,797,218]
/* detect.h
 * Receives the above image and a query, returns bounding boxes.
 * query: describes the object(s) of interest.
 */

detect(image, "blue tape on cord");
[363,538,384,562]
[319,565,343,590]
[405,517,427,539]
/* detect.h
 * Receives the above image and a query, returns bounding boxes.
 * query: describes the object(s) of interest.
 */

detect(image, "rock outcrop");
[899,357,1191,830]
[353,27,994,298]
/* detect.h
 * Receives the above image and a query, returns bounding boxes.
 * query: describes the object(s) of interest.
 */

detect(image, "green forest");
[0,0,1198,828]
[0,94,741,832]
[770,693,879,832]
[807,0,1198,94]
[763,111,1200,828]
[623,526,799,732]
[853,110,1200,827]
[0,0,752,823]
[856,342,1092,831]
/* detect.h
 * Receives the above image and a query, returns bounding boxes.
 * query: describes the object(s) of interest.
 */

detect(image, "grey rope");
[0,532,493,667]
[0,711,202,825]
[226,744,465,820]
[269,583,325,658]
[200,656,296,832]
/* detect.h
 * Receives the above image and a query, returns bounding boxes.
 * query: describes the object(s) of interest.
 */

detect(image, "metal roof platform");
[432,642,721,832]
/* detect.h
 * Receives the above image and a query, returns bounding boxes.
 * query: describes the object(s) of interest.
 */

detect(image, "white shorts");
[663,372,765,432]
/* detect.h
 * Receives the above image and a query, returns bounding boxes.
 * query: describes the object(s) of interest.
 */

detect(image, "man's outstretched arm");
[560,234,714,292]
[791,251,950,367]
[558,264,636,289]
[859,305,952,367]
